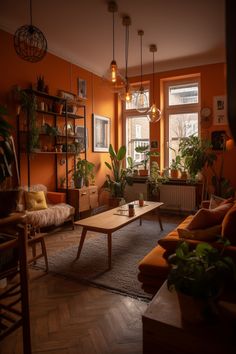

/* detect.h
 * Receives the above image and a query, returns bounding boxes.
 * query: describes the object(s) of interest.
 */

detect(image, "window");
[123,84,150,165]
[165,78,200,167]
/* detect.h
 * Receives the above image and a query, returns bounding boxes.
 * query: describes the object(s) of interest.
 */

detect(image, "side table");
[142,281,236,354]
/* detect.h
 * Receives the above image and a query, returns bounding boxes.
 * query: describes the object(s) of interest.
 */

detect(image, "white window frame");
[164,77,201,168]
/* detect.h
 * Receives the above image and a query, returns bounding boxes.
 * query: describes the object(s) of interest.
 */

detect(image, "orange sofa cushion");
[177,224,222,241]
[187,203,233,230]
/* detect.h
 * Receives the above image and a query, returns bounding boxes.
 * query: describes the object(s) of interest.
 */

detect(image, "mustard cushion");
[187,203,233,230]
[177,224,221,241]
[25,191,47,211]
[221,203,236,245]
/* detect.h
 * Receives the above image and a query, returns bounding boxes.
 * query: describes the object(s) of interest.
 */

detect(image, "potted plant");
[148,161,168,200]
[126,156,140,176]
[135,145,159,176]
[167,240,236,323]
[72,158,95,188]
[0,105,19,217]
[103,144,130,206]
[178,134,216,180]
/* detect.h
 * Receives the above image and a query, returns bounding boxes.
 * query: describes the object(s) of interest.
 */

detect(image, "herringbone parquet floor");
[1,214,183,354]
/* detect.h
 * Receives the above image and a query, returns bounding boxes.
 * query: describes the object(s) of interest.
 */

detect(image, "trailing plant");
[167,240,236,300]
[103,144,131,198]
[148,161,168,197]
[16,87,39,152]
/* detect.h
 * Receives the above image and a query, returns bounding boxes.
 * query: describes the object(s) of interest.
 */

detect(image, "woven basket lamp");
[14,0,47,63]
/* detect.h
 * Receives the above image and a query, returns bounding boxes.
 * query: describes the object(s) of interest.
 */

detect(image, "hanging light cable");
[119,16,132,102]
[136,30,148,112]
[147,44,161,123]
[14,0,47,63]
[108,1,119,83]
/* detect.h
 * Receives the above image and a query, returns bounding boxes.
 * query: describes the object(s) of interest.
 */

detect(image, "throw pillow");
[158,237,181,255]
[25,191,48,211]
[187,203,233,230]
[221,203,236,245]
[177,224,222,241]
[209,194,226,209]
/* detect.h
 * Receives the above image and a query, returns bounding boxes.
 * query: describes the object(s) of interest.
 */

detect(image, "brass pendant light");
[108,1,119,83]
[136,30,148,112]
[147,44,161,123]
[119,16,132,102]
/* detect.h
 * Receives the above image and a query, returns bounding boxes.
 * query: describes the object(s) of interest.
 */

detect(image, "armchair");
[18,184,75,272]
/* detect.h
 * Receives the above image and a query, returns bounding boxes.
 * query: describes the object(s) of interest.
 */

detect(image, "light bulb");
[110,60,118,83]
[125,90,132,102]
[147,104,161,123]
[136,87,148,113]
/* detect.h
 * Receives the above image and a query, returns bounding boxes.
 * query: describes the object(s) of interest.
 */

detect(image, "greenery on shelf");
[134,145,159,171]
[148,161,168,198]
[167,240,236,300]
[103,144,132,198]
[15,87,40,153]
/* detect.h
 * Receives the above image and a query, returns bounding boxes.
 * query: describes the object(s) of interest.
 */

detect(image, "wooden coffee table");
[74,201,163,268]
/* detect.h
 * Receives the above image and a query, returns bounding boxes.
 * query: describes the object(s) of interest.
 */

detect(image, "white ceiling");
[0,0,225,78]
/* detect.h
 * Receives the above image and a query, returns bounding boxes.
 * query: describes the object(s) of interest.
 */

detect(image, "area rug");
[37,217,180,300]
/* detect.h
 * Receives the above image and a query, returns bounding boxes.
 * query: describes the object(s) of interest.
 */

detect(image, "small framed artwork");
[92,114,110,152]
[75,126,88,151]
[77,78,87,99]
[211,130,226,150]
[213,95,227,125]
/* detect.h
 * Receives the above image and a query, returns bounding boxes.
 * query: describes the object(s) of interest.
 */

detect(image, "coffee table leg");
[108,232,112,269]
[157,209,163,231]
[75,227,87,260]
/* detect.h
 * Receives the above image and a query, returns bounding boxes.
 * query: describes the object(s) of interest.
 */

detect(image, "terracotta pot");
[139,169,148,177]
[170,169,179,179]
[180,171,188,179]
[109,197,123,208]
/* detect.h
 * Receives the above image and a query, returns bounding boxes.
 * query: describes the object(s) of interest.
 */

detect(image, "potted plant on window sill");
[135,145,159,176]
[167,240,236,324]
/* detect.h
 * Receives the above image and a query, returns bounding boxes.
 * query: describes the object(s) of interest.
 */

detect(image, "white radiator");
[159,184,196,212]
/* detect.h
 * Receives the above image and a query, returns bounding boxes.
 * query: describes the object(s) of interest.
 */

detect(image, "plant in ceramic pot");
[167,240,236,323]
[0,105,19,217]
[135,145,159,176]
[72,158,95,188]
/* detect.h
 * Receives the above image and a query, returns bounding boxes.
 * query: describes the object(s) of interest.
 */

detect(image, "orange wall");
[0,29,114,203]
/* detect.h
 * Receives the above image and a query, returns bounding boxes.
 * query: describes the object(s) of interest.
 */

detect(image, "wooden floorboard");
[0,214,183,354]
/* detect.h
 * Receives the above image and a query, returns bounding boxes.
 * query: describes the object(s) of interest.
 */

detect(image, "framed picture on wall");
[92,114,110,152]
[211,130,226,150]
[77,78,87,99]
[213,95,227,125]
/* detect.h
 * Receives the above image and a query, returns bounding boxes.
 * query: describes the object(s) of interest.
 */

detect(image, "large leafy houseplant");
[178,135,216,179]
[72,158,95,188]
[135,145,159,175]
[167,241,236,322]
[104,144,129,199]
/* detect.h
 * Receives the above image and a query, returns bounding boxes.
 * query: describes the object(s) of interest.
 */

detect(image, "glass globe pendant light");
[147,45,161,123]
[136,30,148,112]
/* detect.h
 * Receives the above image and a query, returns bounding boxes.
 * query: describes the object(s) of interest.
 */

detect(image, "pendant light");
[14,0,47,63]
[108,1,119,83]
[147,45,161,123]
[136,30,148,112]
[119,16,132,102]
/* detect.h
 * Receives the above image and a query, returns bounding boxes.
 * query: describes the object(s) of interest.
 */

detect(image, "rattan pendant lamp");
[14,0,47,63]
[136,30,148,112]
[147,45,161,123]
